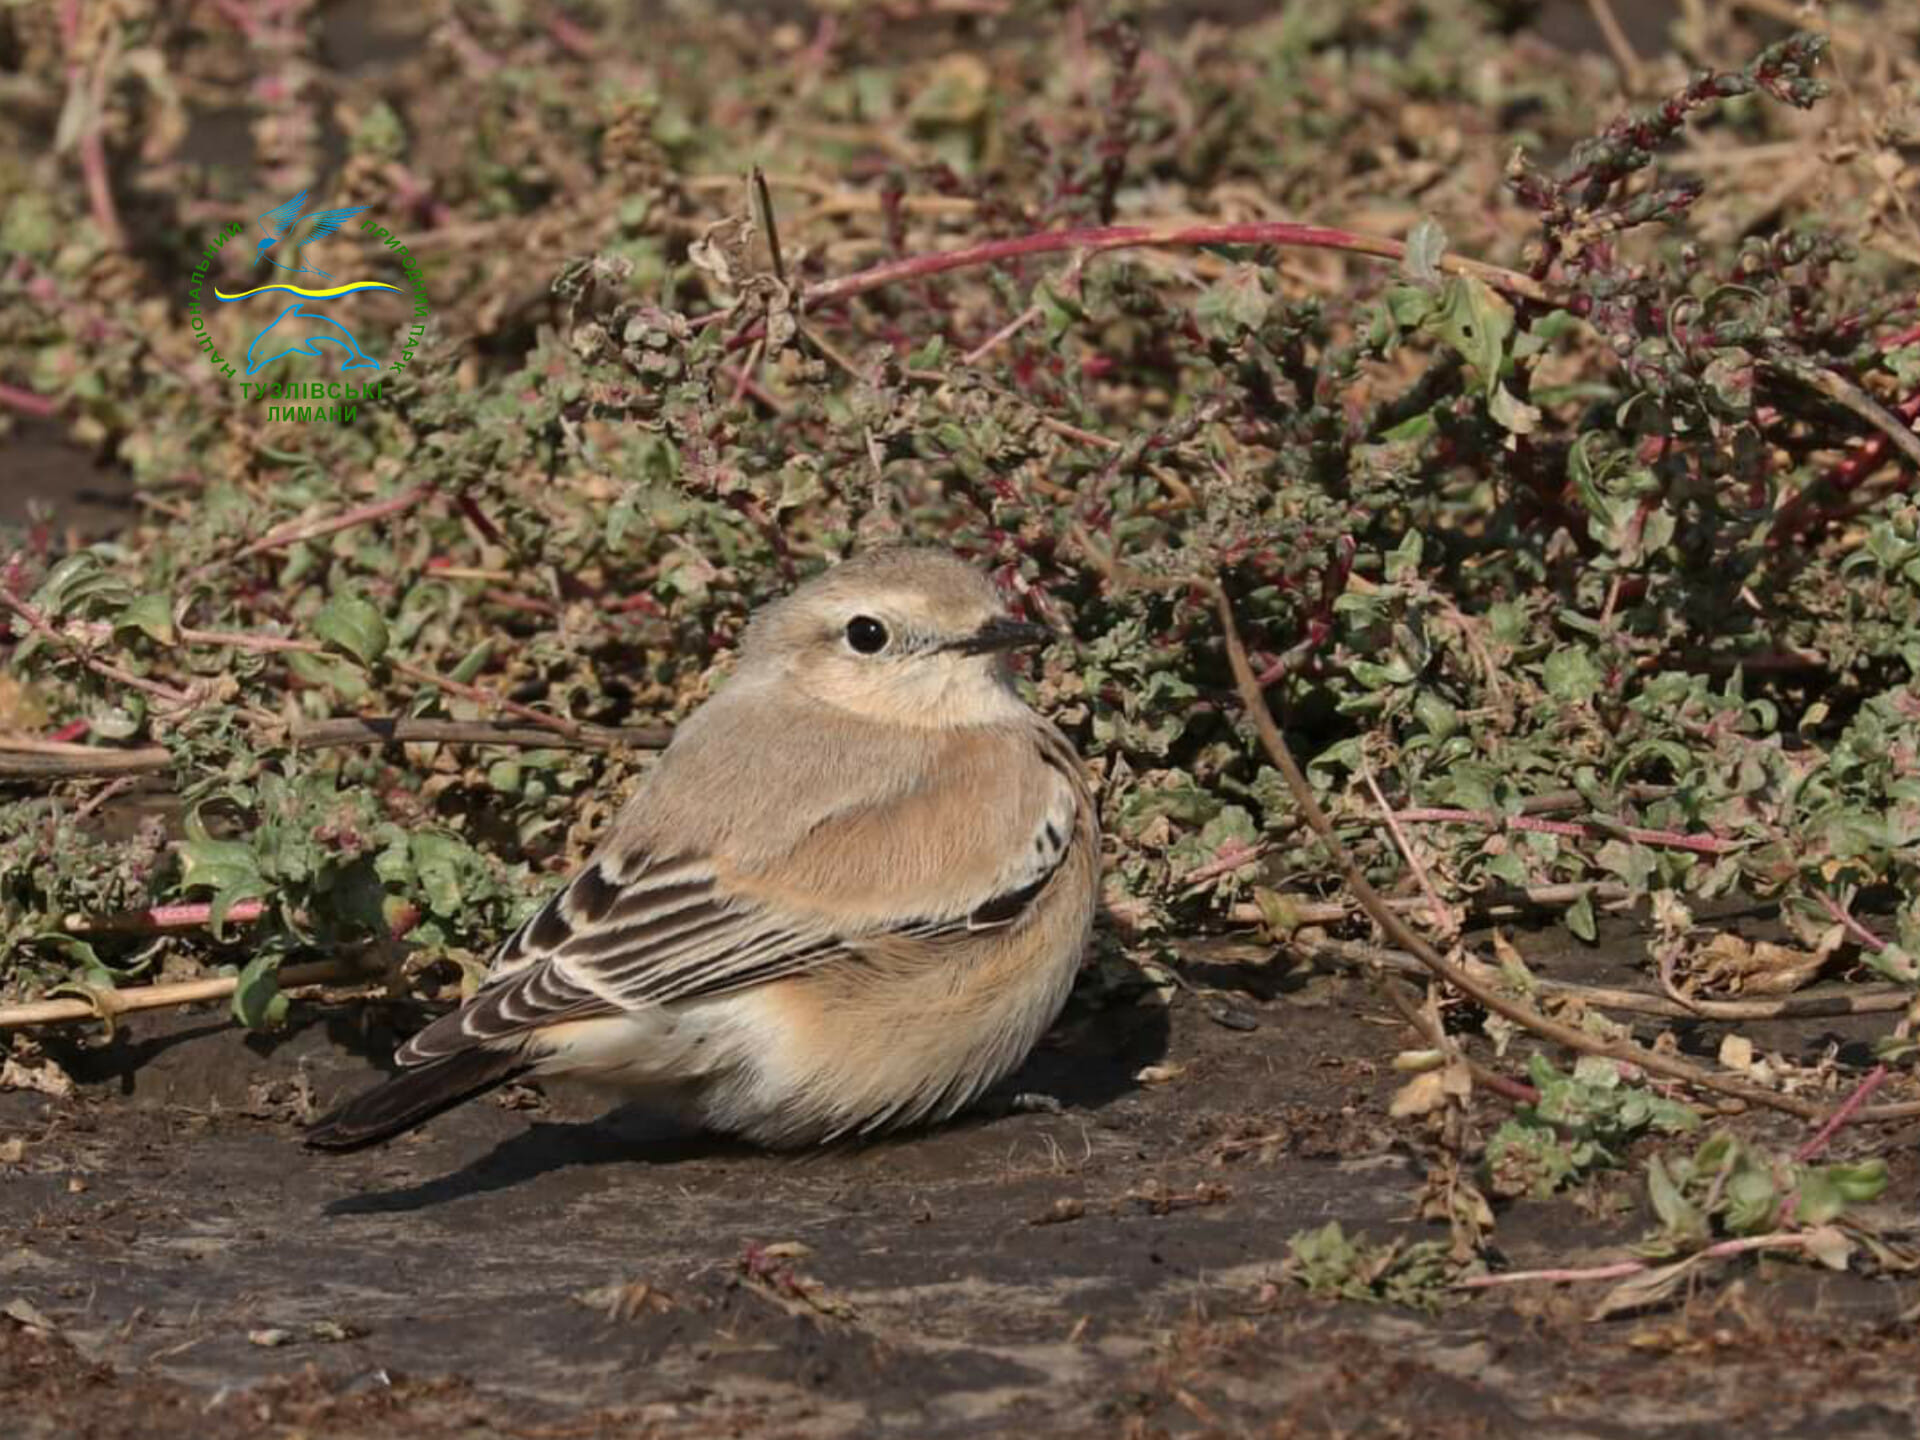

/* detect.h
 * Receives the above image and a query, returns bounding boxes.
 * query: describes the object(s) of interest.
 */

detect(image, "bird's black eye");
[844,615,890,654]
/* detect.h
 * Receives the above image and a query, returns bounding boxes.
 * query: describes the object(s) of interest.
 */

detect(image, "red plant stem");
[58,0,125,251]
[66,896,422,941]
[67,899,268,933]
[0,559,195,707]
[189,483,435,581]
[78,124,124,251]
[1814,891,1889,953]
[1392,807,1740,855]
[207,0,262,41]
[797,221,1557,313]
[390,658,580,738]
[454,492,505,546]
[1478,1068,1542,1106]
[1784,899,1899,1164]
[1793,1065,1891,1164]
[1181,841,1267,886]
[0,382,57,418]
[1773,389,1920,543]
[1457,1231,1825,1290]
[543,9,597,58]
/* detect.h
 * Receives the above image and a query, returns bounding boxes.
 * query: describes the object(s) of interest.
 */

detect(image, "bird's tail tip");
[304,1046,526,1152]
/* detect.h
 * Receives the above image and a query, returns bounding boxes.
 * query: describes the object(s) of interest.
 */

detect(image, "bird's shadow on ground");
[320,1107,744,1216]
[321,994,1172,1215]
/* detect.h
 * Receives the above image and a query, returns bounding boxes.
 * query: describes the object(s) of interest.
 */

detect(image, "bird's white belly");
[525,1002,752,1084]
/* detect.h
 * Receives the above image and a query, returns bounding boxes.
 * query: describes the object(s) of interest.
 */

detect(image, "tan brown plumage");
[307,548,1099,1151]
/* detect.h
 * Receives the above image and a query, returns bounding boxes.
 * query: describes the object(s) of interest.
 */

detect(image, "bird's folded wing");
[397,854,839,1063]
[396,757,1082,1066]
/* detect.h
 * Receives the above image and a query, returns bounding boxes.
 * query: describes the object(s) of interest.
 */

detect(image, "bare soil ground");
[6,922,1919,1439]
[6,6,1919,1430]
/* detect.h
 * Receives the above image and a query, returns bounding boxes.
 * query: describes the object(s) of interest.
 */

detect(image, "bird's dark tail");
[304,1047,527,1151]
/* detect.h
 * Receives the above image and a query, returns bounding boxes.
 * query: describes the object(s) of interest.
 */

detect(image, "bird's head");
[734,549,1050,730]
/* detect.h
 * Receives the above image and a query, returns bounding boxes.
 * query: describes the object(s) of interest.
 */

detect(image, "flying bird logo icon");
[251,189,371,280]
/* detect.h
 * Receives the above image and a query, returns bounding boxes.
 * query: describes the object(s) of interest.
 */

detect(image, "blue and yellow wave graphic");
[213,281,402,302]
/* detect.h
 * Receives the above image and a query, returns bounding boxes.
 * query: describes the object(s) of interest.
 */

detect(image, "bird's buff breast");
[697,916,1088,1146]
[516,916,1083,1148]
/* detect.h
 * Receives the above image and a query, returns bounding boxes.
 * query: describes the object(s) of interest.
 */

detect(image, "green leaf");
[115,593,176,645]
[1194,264,1272,342]
[231,953,289,1031]
[1792,1168,1847,1227]
[1488,383,1542,435]
[1034,280,1085,343]
[1384,529,1423,582]
[1542,645,1604,703]
[1824,1158,1888,1204]
[450,638,495,685]
[1413,692,1459,738]
[1484,849,1530,887]
[30,933,119,991]
[1401,217,1448,283]
[1566,893,1597,943]
[409,832,470,916]
[1723,1164,1778,1234]
[285,649,370,702]
[179,812,264,894]
[179,812,270,940]
[313,592,390,667]
[1646,1155,1706,1243]
[1424,275,1512,391]
[1384,285,1435,330]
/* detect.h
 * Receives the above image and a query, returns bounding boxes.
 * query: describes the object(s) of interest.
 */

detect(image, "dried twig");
[0,956,372,1031]
[0,717,672,781]
[1375,973,1539,1105]
[1583,0,1643,89]
[1361,762,1452,931]
[1296,933,1916,1023]
[1457,1230,1826,1290]
[388,658,582,739]
[1225,881,1633,929]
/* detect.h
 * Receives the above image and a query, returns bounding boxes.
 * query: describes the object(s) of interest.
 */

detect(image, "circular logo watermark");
[184,189,431,424]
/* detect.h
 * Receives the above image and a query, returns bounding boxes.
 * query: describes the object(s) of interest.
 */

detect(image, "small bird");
[251,189,370,281]
[307,549,1099,1151]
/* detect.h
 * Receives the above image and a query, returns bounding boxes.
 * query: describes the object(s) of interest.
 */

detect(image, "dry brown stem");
[0,957,372,1030]
[0,717,672,782]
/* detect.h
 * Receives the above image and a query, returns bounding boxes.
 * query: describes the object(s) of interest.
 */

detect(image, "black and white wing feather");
[396,852,844,1064]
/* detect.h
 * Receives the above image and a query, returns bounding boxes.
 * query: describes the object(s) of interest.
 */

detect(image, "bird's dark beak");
[947,616,1051,656]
